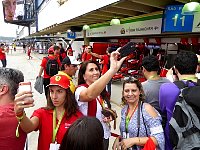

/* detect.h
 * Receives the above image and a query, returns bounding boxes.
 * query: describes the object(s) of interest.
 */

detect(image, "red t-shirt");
[40,55,61,78]
[27,48,31,56]
[101,55,109,75]
[0,103,27,150]
[81,52,92,62]
[0,48,6,60]
[32,108,83,150]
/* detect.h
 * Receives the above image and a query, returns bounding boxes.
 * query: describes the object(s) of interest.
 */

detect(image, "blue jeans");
[1,59,7,67]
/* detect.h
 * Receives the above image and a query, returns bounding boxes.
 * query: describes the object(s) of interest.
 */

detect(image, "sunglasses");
[123,76,138,81]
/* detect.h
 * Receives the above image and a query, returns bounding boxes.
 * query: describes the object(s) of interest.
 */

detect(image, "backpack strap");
[182,126,200,138]
[174,79,200,90]
[197,79,200,86]
[173,81,187,90]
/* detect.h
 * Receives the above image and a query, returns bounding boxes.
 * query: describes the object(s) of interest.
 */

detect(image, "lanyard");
[125,103,138,132]
[149,74,159,80]
[97,96,105,108]
[52,109,65,143]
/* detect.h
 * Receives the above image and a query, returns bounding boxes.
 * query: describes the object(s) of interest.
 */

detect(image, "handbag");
[142,137,156,150]
[34,76,43,94]
[101,108,117,129]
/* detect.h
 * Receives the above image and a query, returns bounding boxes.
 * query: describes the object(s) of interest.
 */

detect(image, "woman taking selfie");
[113,77,165,150]
[14,75,82,150]
[75,50,126,150]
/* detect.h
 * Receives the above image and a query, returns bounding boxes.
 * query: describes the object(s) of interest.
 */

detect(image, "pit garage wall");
[37,0,120,31]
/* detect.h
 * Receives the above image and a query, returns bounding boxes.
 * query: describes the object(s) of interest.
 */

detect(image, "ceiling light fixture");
[182,1,200,15]
[82,25,90,30]
[110,18,120,25]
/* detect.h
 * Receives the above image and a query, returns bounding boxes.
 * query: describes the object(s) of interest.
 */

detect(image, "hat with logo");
[62,56,81,65]
[48,46,54,54]
[47,75,70,89]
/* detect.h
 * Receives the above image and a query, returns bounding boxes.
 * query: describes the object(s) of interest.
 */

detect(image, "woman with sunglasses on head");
[113,77,165,150]
[75,50,126,150]
[14,75,83,150]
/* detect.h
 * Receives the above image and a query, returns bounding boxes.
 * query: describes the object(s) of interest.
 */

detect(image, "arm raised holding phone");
[14,75,83,150]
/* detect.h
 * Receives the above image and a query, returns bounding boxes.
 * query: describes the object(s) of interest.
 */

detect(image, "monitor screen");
[2,0,25,22]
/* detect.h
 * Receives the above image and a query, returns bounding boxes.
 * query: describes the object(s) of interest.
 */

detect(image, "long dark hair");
[59,116,104,150]
[78,60,111,108]
[45,88,78,119]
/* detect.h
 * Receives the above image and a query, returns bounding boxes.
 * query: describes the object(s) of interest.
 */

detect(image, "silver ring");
[21,101,25,105]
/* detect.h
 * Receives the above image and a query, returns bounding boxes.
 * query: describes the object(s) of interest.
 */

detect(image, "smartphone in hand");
[119,42,135,57]
[18,82,32,93]
[18,82,33,103]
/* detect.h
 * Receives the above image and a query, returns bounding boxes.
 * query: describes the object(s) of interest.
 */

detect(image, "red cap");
[47,75,70,89]
[48,46,54,54]
[68,49,73,53]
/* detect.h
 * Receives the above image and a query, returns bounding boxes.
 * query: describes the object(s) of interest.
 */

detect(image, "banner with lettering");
[86,18,162,37]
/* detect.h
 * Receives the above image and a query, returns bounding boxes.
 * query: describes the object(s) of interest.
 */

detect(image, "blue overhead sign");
[67,32,76,39]
[162,5,194,32]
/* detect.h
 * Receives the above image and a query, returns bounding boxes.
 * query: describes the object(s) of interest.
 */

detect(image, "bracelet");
[15,111,26,138]
[16,111,24,117]
[16,111,26,121]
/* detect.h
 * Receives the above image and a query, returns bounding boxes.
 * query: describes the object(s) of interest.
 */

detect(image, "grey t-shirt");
[142,77,171,113]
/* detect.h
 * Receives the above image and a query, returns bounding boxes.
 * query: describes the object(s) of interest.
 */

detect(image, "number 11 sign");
[162,5,194,32]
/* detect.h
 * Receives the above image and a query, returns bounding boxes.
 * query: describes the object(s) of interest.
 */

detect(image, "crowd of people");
[0,43,200,150]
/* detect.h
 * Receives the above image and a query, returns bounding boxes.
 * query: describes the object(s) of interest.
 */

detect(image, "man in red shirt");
[0,68,27,150]
[0,43,7,67]
[37,46,61,99]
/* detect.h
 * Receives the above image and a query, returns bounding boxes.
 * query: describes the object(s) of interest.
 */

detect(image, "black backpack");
[169,79,200,150]
[45,57,59,76]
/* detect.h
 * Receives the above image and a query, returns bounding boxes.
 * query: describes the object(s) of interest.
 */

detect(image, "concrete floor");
[5,48,124,150]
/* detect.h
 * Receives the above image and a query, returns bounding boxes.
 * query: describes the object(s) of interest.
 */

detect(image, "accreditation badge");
[122,132,130,139]
[49,142,60,150]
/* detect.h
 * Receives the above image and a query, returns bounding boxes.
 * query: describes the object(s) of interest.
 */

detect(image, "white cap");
[68,56,81,65]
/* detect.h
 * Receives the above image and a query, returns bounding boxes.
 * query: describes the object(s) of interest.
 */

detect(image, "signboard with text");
[67,32,76,39]
[192,12,200,32]
[75,32,84,38]
[86,18,162,37]
[162,5,194,32]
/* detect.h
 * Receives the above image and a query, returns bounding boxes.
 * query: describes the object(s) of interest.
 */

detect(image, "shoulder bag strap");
[136,100,141,137]
[141,102,148,137]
